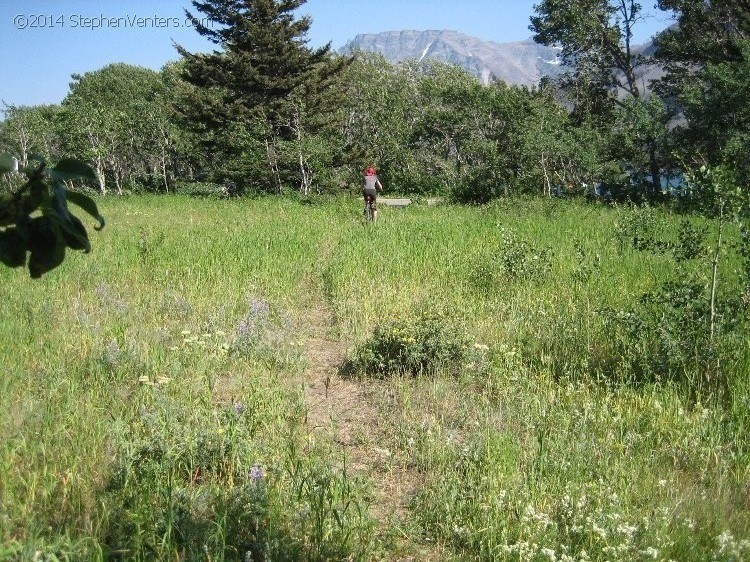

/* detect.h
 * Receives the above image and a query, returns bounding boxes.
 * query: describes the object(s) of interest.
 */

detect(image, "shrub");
[350,306,470,377]
[613,204,669,252]
[470,227,553,294]
[173,181,233,198]
[598,279,746,396]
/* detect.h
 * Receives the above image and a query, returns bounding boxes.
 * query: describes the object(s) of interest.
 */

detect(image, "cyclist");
[363,165,383,221]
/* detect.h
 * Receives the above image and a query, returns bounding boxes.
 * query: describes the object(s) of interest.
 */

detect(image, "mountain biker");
[363,165,383,221]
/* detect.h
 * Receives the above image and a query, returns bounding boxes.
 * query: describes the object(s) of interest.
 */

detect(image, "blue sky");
[0,0,675,109]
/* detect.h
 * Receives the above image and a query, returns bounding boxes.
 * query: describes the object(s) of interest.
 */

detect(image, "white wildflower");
[717,530,735,554]
[617,523,638,539]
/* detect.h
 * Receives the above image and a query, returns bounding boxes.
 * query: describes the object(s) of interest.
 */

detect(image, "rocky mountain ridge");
[340,29,658,89]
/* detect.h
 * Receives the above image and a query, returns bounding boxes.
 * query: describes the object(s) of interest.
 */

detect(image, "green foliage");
[60,63,181,194]
[0,155,104,278]
[0,196,747,560]
[655,4,750,183]
[350,305,470,377]
[609,96,676,196]
[675,219,707,260]
[177,0,350,194]
[530,1,670,195]
[603,166,748,396]
[0,104,63,167]
[531,0,647,99]
[599,279,742,392]
[613,204,668,252]
[471,227,553,292]
[615,205,708,259]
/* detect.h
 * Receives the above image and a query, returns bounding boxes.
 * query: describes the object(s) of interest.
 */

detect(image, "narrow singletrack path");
[299,306,435,560]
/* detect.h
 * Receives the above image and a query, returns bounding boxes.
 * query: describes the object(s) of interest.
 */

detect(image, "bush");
[349,306,470,377]
[173,181,233,198]
[470,227,553,294]
[613,204,670,252]
[598,279,746,397]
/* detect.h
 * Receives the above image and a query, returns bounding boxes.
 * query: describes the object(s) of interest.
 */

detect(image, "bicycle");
[363,193,376,222]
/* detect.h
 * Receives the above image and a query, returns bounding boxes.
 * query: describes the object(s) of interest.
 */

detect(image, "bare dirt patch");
[299,306,429,551]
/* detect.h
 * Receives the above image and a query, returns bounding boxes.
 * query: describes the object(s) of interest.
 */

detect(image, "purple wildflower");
[249,465,264,483]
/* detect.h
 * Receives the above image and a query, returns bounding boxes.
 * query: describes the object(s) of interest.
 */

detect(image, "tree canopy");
[175,0,350,193]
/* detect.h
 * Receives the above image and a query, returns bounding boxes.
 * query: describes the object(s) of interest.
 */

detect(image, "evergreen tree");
[176,0,349,193]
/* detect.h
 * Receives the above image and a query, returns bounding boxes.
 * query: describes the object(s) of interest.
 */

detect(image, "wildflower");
[617,523,637,540]
[233,402,248,415]
[587,517,607,540]
[249,465,264,482]
[641,547,659,559]
[249,297,269,315]
[717,530,734,553]
[541,547,557,561]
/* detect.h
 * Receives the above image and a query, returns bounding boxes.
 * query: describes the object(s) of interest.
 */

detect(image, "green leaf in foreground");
[59,214,91,252]
[65,190,105,230]
[49,158,98,181]
[27,216,66,278]
[0,228,26,268]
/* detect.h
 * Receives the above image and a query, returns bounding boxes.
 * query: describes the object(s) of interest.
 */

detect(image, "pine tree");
[176,0,349,192]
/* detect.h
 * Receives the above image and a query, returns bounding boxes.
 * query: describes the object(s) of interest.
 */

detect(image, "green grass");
[0,194,747,561]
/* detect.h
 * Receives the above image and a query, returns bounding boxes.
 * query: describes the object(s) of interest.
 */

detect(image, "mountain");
[340,30,565,86]
[340,29,660,90]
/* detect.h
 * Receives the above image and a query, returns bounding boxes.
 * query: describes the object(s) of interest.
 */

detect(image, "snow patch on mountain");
[419,41,433,61]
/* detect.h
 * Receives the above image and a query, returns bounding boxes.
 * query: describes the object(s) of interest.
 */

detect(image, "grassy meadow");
[0,194,748,561]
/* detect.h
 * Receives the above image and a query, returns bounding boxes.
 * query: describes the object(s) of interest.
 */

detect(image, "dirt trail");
[300,307,424,545]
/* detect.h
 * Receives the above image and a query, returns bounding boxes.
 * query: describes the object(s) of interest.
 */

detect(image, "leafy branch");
[0,153,105,278]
